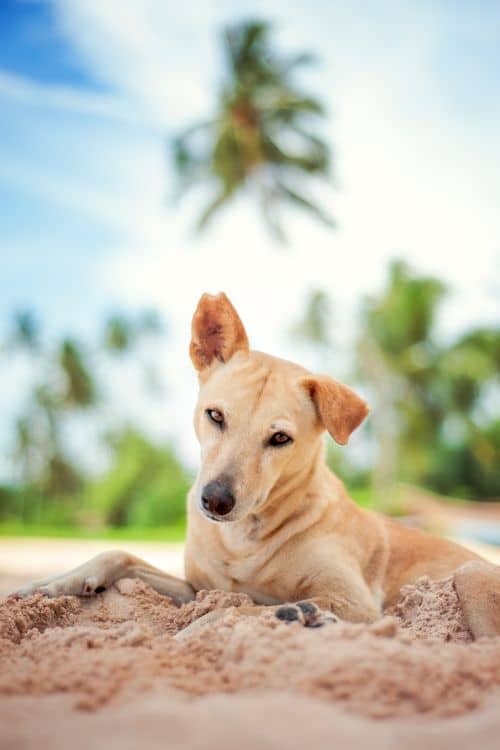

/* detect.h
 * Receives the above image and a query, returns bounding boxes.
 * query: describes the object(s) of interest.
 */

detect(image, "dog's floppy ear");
[300,375,369,445]
[190,292,249,372]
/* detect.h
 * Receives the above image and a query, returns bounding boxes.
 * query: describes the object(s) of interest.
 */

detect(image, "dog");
[14,293,500,638]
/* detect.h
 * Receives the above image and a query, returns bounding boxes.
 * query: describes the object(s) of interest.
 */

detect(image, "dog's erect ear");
[300,375,369,445]
[190,292,249,372]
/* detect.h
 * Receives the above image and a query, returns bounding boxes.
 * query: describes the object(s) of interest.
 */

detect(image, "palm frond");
[59,339,97,408]
[196,187,235,232]
[280,51,317,76]
[260,93,325,119]
[258,188,286,243]
[171,19,334,241]
[276,181,335,228]
[262,137,329,174]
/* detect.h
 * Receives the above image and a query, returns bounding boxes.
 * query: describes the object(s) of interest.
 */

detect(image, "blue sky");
[1,0,499,474]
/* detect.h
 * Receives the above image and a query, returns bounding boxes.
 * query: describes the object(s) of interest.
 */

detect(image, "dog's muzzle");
[201,480,235,518]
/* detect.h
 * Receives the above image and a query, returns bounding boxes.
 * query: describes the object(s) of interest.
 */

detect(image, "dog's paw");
[275,601,338,628]
[11,575,107,599]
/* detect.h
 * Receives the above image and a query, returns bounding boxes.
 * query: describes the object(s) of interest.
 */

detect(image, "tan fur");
[15,292,500,640]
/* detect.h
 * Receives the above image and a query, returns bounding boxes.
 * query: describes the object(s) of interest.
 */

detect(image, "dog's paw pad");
[275,602,338,628]
[306,612,338,628]
[81,577,107,596]
[275,605,301,622]
[296,601,319,620]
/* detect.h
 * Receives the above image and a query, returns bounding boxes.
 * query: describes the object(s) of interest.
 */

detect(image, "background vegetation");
[1,20,498,538]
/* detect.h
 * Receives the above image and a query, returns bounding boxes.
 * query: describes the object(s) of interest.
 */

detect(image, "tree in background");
[425,328,500,498]
[357,261,446,496]
[1,309,191,532]
[289,289,369,488]
[172,20,333,241]
[358,261,500,500]
[289,264,499,502]
[290,289,332,370]
[4,310,164,502]
[85,427,190,529]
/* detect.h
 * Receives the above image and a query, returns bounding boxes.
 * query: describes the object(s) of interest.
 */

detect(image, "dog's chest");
[197,547,264,590]
[204,558,281,605]
[186,527,282,604]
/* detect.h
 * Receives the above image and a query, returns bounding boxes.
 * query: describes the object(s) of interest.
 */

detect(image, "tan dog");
[15,293,500,638]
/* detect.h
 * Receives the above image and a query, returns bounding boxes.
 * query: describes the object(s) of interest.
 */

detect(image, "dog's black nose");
[201,481,235,517]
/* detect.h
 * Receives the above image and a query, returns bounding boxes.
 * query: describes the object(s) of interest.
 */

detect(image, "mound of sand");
[1,577,500,749]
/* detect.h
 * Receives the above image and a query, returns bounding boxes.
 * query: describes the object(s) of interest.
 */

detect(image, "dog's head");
[190,292,369,523]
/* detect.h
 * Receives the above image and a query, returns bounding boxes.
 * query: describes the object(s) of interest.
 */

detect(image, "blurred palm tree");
[6,309,165,499]
[103,310,163,355]
[10,310,40,352]
[357,262,445,495]
[172,20,333,240]
[59,339,97,408]
[291,289,332,348]
[358,261,500,499]
[289,289,333,370]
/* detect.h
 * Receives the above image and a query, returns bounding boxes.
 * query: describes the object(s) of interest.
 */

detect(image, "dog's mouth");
[200,508,227,523]
[197,500,236,523]
[197,495,266,524]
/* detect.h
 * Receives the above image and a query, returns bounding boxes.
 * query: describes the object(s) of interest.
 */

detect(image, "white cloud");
[54,0,218,127]
[0,69,145,124]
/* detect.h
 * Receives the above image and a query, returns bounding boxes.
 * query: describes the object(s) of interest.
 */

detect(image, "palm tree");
[103,310,163,354]
[172,20,333,240]
[5,308,167,498]
[357,261,446,495]
[59,339,97,408]
[5,310,40,354]
[289,289,333,370]
[291,290,332,348]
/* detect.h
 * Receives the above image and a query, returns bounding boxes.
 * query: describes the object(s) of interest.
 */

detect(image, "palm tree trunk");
[358,335,399,503]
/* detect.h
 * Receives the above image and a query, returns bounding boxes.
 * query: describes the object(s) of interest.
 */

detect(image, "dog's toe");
[81,577,100,596]
[296,600,319,621]
[275,602,338,628]
[297,600,338,627]
[305,611,338,628]
[275,605,301,622]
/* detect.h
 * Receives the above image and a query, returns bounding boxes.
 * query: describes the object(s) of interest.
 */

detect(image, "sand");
[1,576,500,749]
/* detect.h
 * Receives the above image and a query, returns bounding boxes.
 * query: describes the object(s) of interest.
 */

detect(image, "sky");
[0,0,499,475]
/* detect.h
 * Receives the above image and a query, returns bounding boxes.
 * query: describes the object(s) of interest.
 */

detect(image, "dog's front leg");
[12,550,195,604]
[453,560,500,639]
[175,600,339,639]
[294,563,382,624]
[174,569,382,639]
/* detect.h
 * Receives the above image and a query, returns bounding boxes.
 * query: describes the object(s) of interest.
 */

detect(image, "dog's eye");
[206,409,224,427]
[269,432,292,447]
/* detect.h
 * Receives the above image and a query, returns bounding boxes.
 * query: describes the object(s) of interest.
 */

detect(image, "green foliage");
[103,310,163,354]
[425,421,500,500]
[59,339,97,407]
[289,263,499,502]
[290,290,332,349]
[0,520,186,541]
[357,261,500,499]
[4,307,165,500]
[103,315,132,353]
[0,429,190,532]
[0,484,80,527]
[172,19,333,240]
[87,428,191,528]
[363,260,445,358]
[8,310,40,352]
